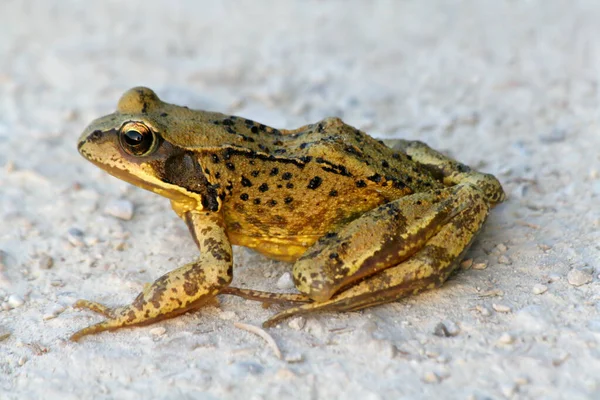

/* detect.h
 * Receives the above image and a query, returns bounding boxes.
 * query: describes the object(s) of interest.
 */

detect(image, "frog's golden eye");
[119,123,156,156]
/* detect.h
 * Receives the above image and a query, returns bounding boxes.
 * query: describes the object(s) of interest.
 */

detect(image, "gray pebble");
[288,316,306,330]
[433,321,460,337]
[532,284,548,295]
[567,268,593,286]
[104,199,134,220]
[7,294,24,308]
[276,272,295,290]
[67,228,85,247]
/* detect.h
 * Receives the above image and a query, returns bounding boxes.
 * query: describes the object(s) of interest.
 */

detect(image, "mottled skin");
[71,87,505,340]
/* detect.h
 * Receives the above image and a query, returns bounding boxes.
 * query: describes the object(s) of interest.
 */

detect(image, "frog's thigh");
[265,184,488,326]
[70,212,233,341]
[294,184,483,302]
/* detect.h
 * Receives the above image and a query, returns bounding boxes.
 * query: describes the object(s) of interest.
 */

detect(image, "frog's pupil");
[124,130,143,146]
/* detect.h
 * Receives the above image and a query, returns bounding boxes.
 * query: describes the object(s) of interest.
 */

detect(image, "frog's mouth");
[79,136,202,209]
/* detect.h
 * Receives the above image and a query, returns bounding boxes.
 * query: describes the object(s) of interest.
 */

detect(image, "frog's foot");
[221,287,311,304]
[264,183,489,327]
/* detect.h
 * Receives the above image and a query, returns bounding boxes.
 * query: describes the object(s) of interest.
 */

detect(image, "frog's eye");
[119,123,156,156]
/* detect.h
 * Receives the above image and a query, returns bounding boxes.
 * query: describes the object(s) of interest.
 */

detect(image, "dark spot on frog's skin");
[282,172,293,180]
[241,176,252,187]
[258,144,270,153]
[240,193,249,201]
[245,119,254,125]
[251,170,260,177]
[329,190,338,197]
[356,180,367,188]
[300,156,312,163]
[226,162,235,171]
[284,196,293,204]
[258,183,269,192]
[226,127,236,134]
[267,199,277,207]
[286,182,294,189]
[215,172,221,179]
[307,176,323,190]
[253,198,261,205]
[367,174,382,183]
[274,149,287,154]
[393,180,406,189]
[251,126,259,134]
[223,148,233,160]
[299,142,309,149]
[457,163,471,173]
[161,112,168,117]
[378,140,385,145]
[212,154,220,163]
[382,160,389,168]
[222,119,234,126]
[416,200,422,205]
[329,252,339,260]
[325,232,337,238]
[317,123,324,133]
[259,124,266,131]
[204,168,210,175]
[392,153,400,160]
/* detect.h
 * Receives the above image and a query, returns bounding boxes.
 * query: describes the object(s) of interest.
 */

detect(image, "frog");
[71,87,505,341]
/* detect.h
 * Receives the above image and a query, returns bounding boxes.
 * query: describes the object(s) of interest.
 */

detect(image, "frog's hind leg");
[263,183,489,327]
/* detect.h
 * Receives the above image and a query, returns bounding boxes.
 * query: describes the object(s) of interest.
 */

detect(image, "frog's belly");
[227,231,316,262]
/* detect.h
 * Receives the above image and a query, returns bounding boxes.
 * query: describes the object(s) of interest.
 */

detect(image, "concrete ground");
[1,1,600,399]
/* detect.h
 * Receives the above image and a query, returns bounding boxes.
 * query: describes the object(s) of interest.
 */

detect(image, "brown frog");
[72,87,505,340]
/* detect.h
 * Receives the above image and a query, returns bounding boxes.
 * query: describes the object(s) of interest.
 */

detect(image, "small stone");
[492,303,512,313]
[472,262,488,270]
[532,284,548,295]
[149,327,166,336]
[501,383,518,397]
[496,243,508,252]
[548,274,561,282]
[539,127,567,143]
[7,294,24,308]
[0,330,11,341]
[284,352,304,363]
[460,259,473,270]
[422,371,440,383]
[67,228,85,247]
[104,199,134,220]
[476,305,491,316]
[497,255,512,265]
[38,254,54,269]
[18,356,27,366]
[219,310,237,320]
[497,332,515,344]
[43,304,66,320]
[433,321,460,337]
[276,272,295,290]
[288,316,306,330]
[567,268,593,286]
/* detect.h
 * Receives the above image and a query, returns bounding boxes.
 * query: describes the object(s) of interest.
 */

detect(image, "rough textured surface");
[1,1,599,398]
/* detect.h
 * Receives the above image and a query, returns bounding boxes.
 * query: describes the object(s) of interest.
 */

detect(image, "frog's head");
[78,87,219,213]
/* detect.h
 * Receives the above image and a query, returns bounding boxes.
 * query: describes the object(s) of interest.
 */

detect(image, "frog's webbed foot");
[264,183,490,327]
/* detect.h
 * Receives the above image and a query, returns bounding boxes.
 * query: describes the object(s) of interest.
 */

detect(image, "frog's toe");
[73,299,116,318]
[69,318,126,342]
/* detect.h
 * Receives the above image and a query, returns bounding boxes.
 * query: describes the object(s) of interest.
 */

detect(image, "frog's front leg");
[264,183,490,326]
[71,211,233,341]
